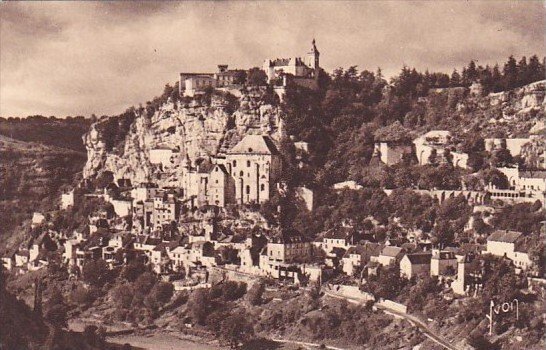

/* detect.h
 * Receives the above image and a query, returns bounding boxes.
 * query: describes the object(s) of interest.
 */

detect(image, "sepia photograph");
[0,1,545,349]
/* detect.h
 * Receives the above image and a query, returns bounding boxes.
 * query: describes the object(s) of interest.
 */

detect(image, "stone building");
[373,141,413,166]
[486,230,532,270]
[400,253,432,278]
[179,65,240,97]
[263,39,320,90]
[181,157,236,208]
[225,135,282,205]
[430,249,457,276]
[413,130,469,169]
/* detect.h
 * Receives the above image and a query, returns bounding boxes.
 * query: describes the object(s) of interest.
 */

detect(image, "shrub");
[70,284,98,305]
[246,281,265,306]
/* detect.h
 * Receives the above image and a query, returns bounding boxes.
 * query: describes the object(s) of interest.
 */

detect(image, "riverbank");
[107,332,223,350]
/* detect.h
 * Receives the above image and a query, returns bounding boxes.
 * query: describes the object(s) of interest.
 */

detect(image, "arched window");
[233,160,237,167]
[239,171,244,177]
[247,160,251,167]
[260,184,265,191]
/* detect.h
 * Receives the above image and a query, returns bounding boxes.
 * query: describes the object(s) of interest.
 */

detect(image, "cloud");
[0,1,544,117]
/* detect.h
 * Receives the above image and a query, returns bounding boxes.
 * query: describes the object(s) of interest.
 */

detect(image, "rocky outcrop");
[83,90,284,186]
[488,80,545,111]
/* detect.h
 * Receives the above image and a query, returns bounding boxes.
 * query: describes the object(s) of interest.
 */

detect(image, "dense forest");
[277,54,545,186]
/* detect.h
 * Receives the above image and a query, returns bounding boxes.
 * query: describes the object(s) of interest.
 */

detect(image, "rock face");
[83,90,284,187]
[488,80,546,112]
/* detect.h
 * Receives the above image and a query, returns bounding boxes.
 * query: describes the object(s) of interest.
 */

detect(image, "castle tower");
[306,39,320,72]
[452,254,467,295]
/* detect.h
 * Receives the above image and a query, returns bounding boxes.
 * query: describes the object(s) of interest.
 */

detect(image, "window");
[239,171,244,177]
[261,184,265,191]
[246,185,250,194]
[247,160,251,167]
[233,160,237,167]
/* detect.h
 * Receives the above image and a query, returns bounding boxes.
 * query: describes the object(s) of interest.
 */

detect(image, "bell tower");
[306,39,320,72]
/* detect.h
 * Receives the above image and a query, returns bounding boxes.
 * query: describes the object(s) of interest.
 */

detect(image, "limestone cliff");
[420,80,545,139]
[83,90,284,186]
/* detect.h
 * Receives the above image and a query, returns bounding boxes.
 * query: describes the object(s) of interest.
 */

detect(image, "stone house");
[168,241,215,275]
[486,230,532,270]
[182,158,236,208]
[341,243,382,276]
[374,246,405,267]
[430,249,457,276]
[61,189,75,209]
[373,141,413,166]
[2,255,14,271]
[400,253,432,279]
[179,65,240,97]
[318,227,356,254]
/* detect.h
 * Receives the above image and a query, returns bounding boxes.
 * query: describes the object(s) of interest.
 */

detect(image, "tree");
[490,64,503,92]
[427,149,438,165]
[112,283,135,310]
[364,265,406,300]
[187,289,210,325]
[462,60,479,85]
[450,69,461,87]
[220,313,255,348]
[144,281,174,311]
[517,56,529,86]
[432,220,456,247]
[490,148,513,167]
[233,70,247,85]
[527,55,544,84]
[503,55,518,90]
[246,281,265,306]
[82,259,111,287]
[478,167,509,189]
[70,284,97,305]
[133,272,157,295]
[121,259,146,282]
[44,287,68,328]
[247,67,267,86]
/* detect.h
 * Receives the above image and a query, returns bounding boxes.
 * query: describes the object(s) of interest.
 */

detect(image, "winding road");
[323,288,460,350]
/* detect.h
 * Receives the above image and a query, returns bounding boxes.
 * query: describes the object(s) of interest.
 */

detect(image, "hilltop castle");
[178,40,321,97]
[263,39,321,89]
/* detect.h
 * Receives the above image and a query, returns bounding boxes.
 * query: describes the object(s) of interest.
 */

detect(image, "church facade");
[181,135,282,207]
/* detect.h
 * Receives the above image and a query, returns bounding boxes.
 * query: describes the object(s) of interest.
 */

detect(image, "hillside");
[0,116,92,152]
[0,135,86,252]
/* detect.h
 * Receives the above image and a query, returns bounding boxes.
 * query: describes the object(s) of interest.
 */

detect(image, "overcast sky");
[1,1,544,118]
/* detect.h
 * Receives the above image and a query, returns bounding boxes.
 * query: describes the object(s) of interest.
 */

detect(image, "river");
[107,333,223,350]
